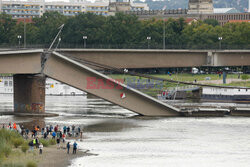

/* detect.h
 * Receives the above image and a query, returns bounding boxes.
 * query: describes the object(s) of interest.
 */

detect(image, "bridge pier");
[14,74,45,113]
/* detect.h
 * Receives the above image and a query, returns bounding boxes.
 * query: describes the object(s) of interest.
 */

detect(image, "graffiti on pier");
[14,103,44,113]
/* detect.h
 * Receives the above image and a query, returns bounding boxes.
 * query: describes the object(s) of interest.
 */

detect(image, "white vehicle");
[192,68,205,74]
[192,67,199,74]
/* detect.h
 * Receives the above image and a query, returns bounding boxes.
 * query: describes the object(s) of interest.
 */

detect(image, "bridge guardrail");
[0,43,249,50]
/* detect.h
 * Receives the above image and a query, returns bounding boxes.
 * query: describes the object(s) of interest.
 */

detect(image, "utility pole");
[24,18,26,48]
[162,6,166,49]
[163,19,165,49]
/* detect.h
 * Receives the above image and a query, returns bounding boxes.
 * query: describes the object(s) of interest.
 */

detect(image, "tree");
[33,12,67,46]
[221,22,250,49]
[0,13,16,45]
[241,74,249,80]
[203,19,219,27]
[63,13,106,47]
[182,21,217,49]
[164,18,187,48]
[101,13,141,48]
[0,12,249,49]
[241,74,249,87]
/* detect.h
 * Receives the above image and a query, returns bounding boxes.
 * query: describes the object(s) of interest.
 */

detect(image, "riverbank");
[38,145,86,167]
[0,128,89,167]
[2,145,86,167]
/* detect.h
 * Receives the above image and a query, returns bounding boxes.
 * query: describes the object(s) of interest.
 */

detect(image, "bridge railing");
[0,43,250,50]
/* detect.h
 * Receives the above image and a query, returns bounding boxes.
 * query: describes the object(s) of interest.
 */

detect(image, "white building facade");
[188,0,214,14]
[0,0,149,18]
[0,76,85,96]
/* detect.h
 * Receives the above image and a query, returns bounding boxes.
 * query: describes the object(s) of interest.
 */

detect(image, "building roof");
[185,18,198,23]
[214,8,240,14]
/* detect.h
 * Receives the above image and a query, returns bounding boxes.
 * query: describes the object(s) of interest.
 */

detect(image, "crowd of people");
[1,122,82,155]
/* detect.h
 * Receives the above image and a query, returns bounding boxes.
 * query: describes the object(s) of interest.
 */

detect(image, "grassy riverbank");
[108,74,250,97]
[0,129,26,164]
[223,81,250,87]
[0,129,84,167]
[109,73,244,82]
[0,128,50,167]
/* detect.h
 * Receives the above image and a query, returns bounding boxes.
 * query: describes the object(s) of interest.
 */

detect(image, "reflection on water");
[83,120,139,132]
[0,115,45,131]
[21,117,45,130]
[1,94,250,167]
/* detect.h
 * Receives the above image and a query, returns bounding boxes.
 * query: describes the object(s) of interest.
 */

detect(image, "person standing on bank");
[39,143,43,154]
[56,137,60,149]
[63,126,67,134]
[67,142,70,154]
[73,141,77,154]
[72,125,75,137]
[52,131,56,139]
[35,137,39,148]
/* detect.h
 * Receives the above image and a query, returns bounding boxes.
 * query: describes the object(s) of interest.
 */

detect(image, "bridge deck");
[0,49,43,74]
[59,49,250,68]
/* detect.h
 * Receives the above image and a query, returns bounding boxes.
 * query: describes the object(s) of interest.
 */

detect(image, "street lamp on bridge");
[17,35,22,48]
[83,36,87,48]
[218,36,223,50]
[57,37,61,49]
[147,36,151,49]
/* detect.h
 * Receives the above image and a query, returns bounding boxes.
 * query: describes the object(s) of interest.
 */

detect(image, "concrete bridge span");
[58,49,250,68]
[0,49,43,74]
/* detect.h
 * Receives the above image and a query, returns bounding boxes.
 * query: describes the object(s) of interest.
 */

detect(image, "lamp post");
[162,6,166,49]
[147,36,151,49]
[17,35,22,48]
[163,19,165,49]
[83,36,87,48]
[24,18,26,48]
[218,36,222,50]
[58,37,61,49]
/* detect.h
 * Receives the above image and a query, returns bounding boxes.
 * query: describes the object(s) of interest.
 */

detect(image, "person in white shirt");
[39,143,43,154]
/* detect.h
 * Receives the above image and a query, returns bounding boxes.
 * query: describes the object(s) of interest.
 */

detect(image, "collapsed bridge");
[0,49,249,116]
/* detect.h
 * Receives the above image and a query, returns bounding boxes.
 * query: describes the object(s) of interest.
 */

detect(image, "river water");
[1,94,250,167]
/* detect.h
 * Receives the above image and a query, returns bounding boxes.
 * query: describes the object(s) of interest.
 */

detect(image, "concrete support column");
[14,74,45,113]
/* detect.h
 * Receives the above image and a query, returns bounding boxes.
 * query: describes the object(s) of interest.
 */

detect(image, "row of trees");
[0,12,249,49]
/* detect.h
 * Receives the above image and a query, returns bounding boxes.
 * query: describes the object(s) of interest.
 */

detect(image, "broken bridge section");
[43,52,180,116]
